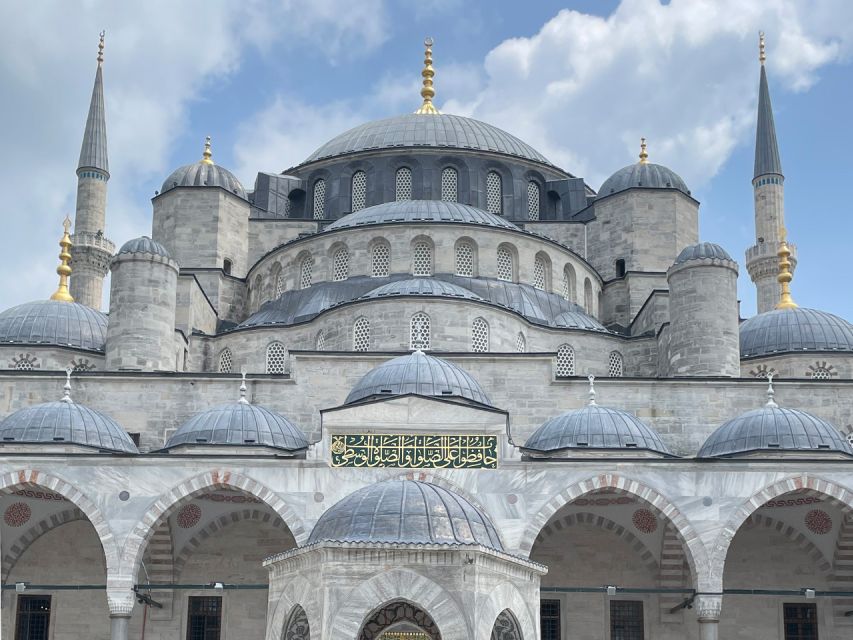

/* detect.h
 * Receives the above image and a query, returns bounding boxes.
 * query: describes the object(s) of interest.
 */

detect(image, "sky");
[0,0,851,320]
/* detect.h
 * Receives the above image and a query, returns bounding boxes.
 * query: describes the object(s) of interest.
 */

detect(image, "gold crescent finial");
[639,137,649,164]
[201,136,214,165]
[759,31,766,65]
[414,37,440,115]
[775,226,798,310]
[98,31,105,65]
[50,216,75,303]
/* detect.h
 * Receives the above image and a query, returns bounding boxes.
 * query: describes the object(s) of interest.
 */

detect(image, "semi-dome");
[0,300,108,352]
[599,162,690,199]
[523,405,672,455]
[163,402,308,451]
[698,405,852,458]
[117,236,171,258]
[674,242,733,265]
[739,308,853,358]
[304,113,552,166]
[0,401,138,453]
[345,351,492,406]
[360,278,482,302]
[160,138,246,199]
[324,200,520,232]
[307,480,503,550]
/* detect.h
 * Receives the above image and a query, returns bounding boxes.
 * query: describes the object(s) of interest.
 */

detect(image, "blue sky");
[0,0,851,319]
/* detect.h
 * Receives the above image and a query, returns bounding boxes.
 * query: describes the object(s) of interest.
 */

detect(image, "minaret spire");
[754,32,782,180]
[78,31,109,176]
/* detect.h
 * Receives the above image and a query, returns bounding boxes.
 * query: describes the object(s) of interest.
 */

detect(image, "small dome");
[674,242,733,265]
[160,154,246,199]
[698,406,852,458]
[523,405,672,455]
[0,300,107,352]
[163,402,308,451]
[739,308,853,358]
[308,480,503,550]
[599,162,690,199]
[304,113,552,166]
[345,351,492,406]
[0,401,138,453]
[361,278,482,302]
[117,236,171,258]
[324,200,519,232]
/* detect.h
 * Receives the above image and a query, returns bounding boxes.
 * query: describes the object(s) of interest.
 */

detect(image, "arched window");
[332,247,349,281]
[316,331,326,351]
[266,341,287,374]
[353,317,370,351]
[351,170,367,212]
[412,241,433,276]
[253,274,263,310]
[497,247,513,282]
[300,255,314,289]
[562,264,576,302]
[410,312,431,350]
[275,272,285,298]
[527,181,541,220]
[486,171,502,214]
[608,351,624,377]
[471,318,489,352]
[615,258,626,278]
[455,241,474,277]
[533,256,546,290]
[371,242,390,277]
[516,332,526,352]
[583,278,593,314]
[218,348,233,373]
[441,167,458,202]
[395,167,412,201]
[312,179,326,219]
[556,344,575,376]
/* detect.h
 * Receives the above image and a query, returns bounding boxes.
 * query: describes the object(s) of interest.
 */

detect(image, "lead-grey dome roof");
[0,300,108,352]
[304,113,552,166]
[360,278,482,302]
[697,405,852,458]
[599,162,690,198]
[523,405,672,455]
[345,351,492,406]
[739,308,853,358]
[163,402,308,451]
[308,480,503,550]
[674,242,733,265]
[117,236,171,258]
[0,401,138,453]
[324,200,520,231]
[161,161,246,200]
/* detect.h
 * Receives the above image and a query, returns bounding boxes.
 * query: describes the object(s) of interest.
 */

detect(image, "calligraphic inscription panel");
[330,434,498,469]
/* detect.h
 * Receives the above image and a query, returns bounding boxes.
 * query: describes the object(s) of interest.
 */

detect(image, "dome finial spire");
[201,136,214,165]
[238,369,249,404]
[759,31,766,65]
[639,137,649,164]
[97,30,105,65]
[587,375,597,406]
[61,368,74,404]
[765,373,777,407]
[49,217,75,303]
[414,37,440,115]
[775,226,798,310]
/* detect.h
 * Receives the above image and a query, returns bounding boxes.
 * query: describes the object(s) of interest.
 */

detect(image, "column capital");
[695,593,722,622]
[107,579,135,616]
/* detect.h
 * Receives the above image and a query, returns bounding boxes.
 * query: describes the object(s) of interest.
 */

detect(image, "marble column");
[108,584,135,640]
[110,614,131,640]
[696,594,722,640]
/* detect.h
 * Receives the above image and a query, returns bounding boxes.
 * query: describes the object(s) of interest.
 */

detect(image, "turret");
[746,32,796,314]
[105,237,178,371]
[69,32,115,309]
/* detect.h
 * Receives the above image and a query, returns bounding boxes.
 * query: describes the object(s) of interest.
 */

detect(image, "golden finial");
[775,226,798,310]
[759,31,766,66]
[97,31,105,65]
[201,136,214,165]
[639,137,649,164]
[414,37,440,115]
[50,217,75,303]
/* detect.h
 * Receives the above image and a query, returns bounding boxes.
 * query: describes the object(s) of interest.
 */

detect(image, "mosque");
[1,31,853,640]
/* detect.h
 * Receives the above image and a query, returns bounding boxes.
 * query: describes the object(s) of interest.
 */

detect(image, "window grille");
[456,242,474,277]
[332,248,349,281]
[312,179,326,219]
[218,348,233,373]
[497,247,513,281]
[782,603,818,640]
[516,332,526,352]
[372,243,390,277]
[353,318,370,351]
[533,256,546,290]
[847,432,853,447]
[556,345,575,376]
[15,595,51,640]
[608,351,624,377]
[15,359,33,371]
[316,331,326,351]
[412,242,433,276]
[441,167,458,202]
[282,197,291,218]
[300,256,314,289]
[610,600,644,640]
[486,171,502,214]
[275,272,284,298]
[471,318,489,352]
[528,181,541,220]
[351,171,367,212]
[395,167,413,201]
[70,358,94,372]
[187,596,222,640]
[562,266,575,302]
[266,342,287,374]
[540,599,561,640]
[410,313,431,350]
[810,367,832,380]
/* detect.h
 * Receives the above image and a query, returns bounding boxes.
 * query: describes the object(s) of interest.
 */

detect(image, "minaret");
[746,32,796,314]
[69,32,115,309]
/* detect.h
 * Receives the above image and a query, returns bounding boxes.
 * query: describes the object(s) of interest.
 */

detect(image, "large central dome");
[302,113,553,166]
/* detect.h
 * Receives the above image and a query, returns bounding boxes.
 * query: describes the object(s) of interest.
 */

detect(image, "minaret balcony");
[746,241,796,265]
[71,232,115,254]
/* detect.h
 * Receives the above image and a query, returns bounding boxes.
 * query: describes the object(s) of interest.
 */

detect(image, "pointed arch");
[1,506,85,582]
[475,582,536,640]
